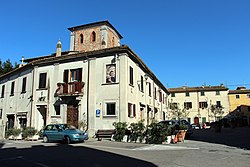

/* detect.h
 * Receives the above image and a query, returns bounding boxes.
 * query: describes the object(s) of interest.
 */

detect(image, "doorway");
[67,105,79,128]
[38,106,47,126]
[7,114,15,129]
[194,117,199,125]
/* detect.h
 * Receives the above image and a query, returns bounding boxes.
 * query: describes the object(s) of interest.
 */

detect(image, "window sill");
[10,94,14,97]
[21,91,26,94]
[36,88,48,91]
[103,115,117,118]
[129,84,134,87]
[102,83,119,86]
[51,115,61,118]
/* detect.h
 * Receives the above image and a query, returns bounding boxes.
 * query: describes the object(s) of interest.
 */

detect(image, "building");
[168,85,230,125]
[228,87,250,125]
[0,21,169,138]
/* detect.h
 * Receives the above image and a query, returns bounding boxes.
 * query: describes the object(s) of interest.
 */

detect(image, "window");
[159,91,162,102]
[128,103,136,118]
[216,101,221,108]
[129,66,133,85]
[184,102,192,109]
[236,95,240,99]
[154,87,157,99]
[202,117,206,123]
[10,81,15,96]
[163,94,165,104]
[200,91,205,96]
[112,37,115,47]
[216,91,220,95]
[106,103,116,116]
[186,92,190,97]
[171,93,175,97]
[21,77,27,93]
[148,82,151,96]
[140,76,144,92]
[80,34,83,44]
[106,64,116,83]
[91,31,96,42]
[39,73,47,89]
[55,107,60,115]
[1,85,4,98]
[0,109,2,119]
[199,102,208,108]
[70,68,82,82]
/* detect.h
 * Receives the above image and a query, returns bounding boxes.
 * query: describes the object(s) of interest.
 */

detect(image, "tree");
[210,104,224,121]
[0,59,19,76]
[168,102,190,121]
[0,60,3,76]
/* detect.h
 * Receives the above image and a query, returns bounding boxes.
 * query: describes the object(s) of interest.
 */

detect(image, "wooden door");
[194,117,199,125]
[67,105,79,128]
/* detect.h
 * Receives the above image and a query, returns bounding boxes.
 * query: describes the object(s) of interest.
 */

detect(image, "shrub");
[129,120,145,143]
[22,127,37,138]
[146,121,166,144]
[113,122,128,142]
[5,128,22,138]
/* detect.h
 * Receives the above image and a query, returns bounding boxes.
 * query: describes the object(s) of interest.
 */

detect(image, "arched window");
[80,34,83,44]
[112,37,115,47]
[91,31,96,42]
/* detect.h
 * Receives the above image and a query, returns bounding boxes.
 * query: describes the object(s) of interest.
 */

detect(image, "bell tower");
[68,20,123,52]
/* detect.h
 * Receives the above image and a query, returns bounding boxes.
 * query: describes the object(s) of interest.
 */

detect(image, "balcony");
[56,81,85,97]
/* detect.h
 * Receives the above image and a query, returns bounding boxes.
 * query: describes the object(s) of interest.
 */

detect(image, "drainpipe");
[86,58,90,132]
[30,66,35,127]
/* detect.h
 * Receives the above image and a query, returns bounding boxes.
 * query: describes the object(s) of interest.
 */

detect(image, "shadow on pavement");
[189,126,250,150]
[0,143,157,167]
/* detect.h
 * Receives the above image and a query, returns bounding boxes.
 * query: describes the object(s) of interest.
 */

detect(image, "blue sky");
[0,0,249,89]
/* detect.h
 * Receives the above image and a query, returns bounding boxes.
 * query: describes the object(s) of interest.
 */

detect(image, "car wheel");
[64,136,71,144]
[43,136,49,143]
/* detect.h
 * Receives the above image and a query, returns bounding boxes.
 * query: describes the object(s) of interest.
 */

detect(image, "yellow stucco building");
[228,87,250,125]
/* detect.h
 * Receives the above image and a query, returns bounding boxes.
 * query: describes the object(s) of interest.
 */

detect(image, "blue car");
[42,124,88,144]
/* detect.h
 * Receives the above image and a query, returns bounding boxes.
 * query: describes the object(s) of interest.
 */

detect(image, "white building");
[168,85,230,125]
[0,21,169,138]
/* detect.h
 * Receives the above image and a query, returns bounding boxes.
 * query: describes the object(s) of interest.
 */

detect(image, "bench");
[95,129,116,141]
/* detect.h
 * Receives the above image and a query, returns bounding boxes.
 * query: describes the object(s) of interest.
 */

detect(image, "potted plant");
[6,128,22,140]
[22,127,38,140]
[129,120,145,143]
[214,121,222,133]
[112,122,128,142]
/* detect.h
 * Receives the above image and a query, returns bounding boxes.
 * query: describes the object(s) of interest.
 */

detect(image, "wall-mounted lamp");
[144,73,149,81]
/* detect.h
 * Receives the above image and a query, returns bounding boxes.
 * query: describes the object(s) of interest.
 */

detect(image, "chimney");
[56,40,62,57]
[19,56,25,67]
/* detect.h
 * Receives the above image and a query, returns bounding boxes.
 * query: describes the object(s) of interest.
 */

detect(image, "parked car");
[178,120,193,138]
[42,124,88,144]
[159,120,178,126]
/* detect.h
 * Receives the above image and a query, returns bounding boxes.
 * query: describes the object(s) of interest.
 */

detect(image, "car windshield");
[61,124,76,130]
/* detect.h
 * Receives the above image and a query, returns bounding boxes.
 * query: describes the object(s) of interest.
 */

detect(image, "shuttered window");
[39,73,47,89]
[21,77,27,93]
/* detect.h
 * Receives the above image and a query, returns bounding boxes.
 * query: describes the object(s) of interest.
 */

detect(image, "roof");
[23,51,78,63]
[68,20,123,39]
[229,89,250,94]
[168,86,228,93]
[1,45,168,94]
[32,45,168,94]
